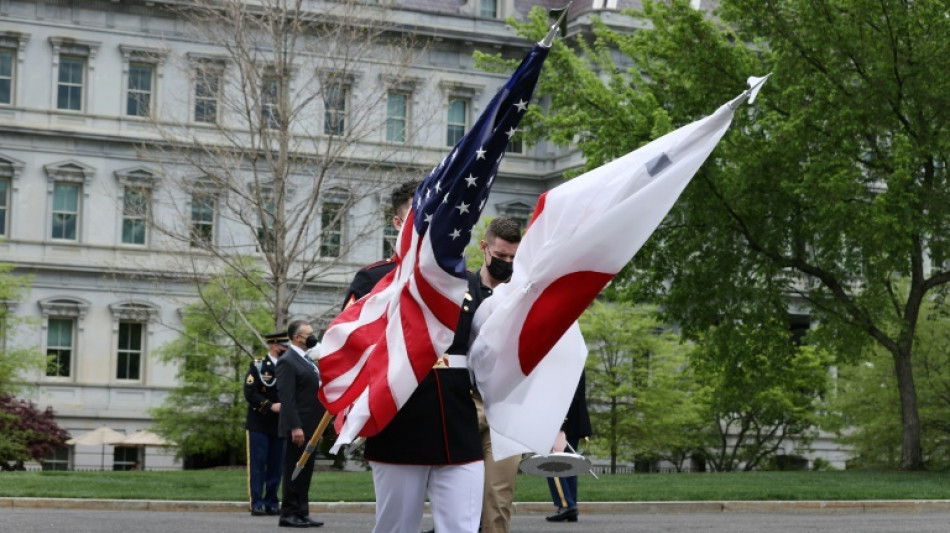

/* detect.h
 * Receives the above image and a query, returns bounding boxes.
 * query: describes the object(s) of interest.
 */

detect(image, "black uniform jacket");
[276,347,325,438]
[341,258,397,310]
[244,356,281,435]
[364,271,490,465]
[562,372,593,441]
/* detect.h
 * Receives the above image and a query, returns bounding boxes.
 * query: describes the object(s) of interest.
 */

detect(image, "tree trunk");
[609,397,618,474]
[893,346,925,470]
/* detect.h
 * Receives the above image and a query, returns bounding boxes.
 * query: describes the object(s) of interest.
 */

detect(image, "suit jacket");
[276,346,324,437]
[244,356,281,435]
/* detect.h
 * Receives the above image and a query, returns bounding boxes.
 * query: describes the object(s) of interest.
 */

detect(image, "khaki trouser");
[475,394,522,533]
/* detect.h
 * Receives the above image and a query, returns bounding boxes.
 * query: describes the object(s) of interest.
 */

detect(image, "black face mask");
[304,334,318,349]
[486,252,513,282]
[276,348,287,357]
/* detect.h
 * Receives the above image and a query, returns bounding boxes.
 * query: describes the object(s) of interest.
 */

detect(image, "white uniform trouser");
[370,460,484,533]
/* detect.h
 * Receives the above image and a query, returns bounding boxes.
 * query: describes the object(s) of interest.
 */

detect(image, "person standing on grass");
[243,331,288,517]
[545,372,592,523]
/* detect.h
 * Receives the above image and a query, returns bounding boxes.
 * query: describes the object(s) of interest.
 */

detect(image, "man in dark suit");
[276,320,325,528]
[244,331,288,516]
[545,372,592,523]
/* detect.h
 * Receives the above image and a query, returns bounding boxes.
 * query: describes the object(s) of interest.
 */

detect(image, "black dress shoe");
[301,516,324,528]
[251,506,266,516]
[278,516,310,528]
[265,507,280,516]
[545,506,579,522]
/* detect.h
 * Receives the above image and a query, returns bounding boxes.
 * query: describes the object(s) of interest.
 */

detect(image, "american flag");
[317,43,551,451]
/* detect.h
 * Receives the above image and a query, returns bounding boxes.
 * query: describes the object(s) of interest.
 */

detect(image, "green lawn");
[2,469,950,502]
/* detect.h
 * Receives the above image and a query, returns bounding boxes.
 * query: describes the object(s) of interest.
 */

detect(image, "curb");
[4,498,950,514]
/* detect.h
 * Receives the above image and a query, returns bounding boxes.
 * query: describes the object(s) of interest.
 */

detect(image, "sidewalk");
[4,497,950,514]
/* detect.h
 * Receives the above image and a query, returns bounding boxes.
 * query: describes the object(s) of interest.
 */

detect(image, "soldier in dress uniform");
[244,331,288,516]
[360,217,522,533]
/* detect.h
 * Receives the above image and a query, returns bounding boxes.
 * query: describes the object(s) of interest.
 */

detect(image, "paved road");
[4,507,950,533]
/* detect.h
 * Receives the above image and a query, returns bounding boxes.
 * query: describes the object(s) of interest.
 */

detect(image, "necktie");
[301,352,319,378]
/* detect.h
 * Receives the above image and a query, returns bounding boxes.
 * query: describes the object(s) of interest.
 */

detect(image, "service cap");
[264,331,290,346]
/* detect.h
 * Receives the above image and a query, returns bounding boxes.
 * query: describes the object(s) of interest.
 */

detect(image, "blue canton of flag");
[413,43,550,277]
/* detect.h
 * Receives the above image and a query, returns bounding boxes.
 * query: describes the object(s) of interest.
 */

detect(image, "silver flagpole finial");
[541,3,572,48]
[729,72,772,110]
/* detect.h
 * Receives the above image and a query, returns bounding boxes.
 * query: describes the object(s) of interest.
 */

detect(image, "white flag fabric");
[470,90,754,460]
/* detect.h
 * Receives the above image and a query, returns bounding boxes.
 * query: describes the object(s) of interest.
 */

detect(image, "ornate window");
[0,32,29,106]
[45,161,94,242]
[386,91,408,143]
[440,80,484,147]
[321,189,349,258]
[324,85,348,136]
[120,45,166,118]
[49,37,100,112]
[0,155,22,237]
[188,55,225,125]
[109,302,159,383]
[115,168,158,246]
[38,297,90,381]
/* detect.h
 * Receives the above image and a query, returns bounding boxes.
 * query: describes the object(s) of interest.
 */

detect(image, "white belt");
[434,354,468,369]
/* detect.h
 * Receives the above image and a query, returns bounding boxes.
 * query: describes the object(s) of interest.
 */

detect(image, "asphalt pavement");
[4,504,950,533]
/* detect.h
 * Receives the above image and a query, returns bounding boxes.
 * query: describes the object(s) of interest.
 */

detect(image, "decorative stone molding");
[44,160,95,186]
[109,301,160,323]
[38,297,90,331]
[114,166,160,190]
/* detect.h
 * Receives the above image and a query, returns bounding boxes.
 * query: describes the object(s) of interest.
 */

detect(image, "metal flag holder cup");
[519,439,599,479]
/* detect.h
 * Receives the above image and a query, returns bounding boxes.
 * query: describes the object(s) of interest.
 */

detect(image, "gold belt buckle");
[433,355,449,369]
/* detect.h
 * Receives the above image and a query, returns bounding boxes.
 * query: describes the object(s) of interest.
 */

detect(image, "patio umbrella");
[116,429,174,447]
[114,430,176,470]
[65,426,126,470]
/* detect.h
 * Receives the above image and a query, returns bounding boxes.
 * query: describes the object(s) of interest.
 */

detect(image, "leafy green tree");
[0,263,65,471]
[580,301,698,472]
[501,0,950,470]
[691,316,831,471]
[829,295,950,468]
[0,264,42,395]
[151,270,272,465]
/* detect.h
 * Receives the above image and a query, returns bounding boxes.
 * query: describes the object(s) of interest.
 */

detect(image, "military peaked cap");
[264,331,290,346]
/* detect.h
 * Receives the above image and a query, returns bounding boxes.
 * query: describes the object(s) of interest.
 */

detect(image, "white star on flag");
[465,174,478,188]
[475,147,486,160]
[455,201,470,215]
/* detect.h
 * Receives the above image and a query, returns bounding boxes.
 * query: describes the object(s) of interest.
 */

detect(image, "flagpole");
[291,411,332,481]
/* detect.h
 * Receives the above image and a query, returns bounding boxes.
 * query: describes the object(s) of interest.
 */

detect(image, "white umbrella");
[114,430,175,471]
[116,429,175,447]
[65,426,126,470]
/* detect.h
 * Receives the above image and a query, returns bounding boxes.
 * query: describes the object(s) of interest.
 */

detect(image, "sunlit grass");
[2,469,950,502]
